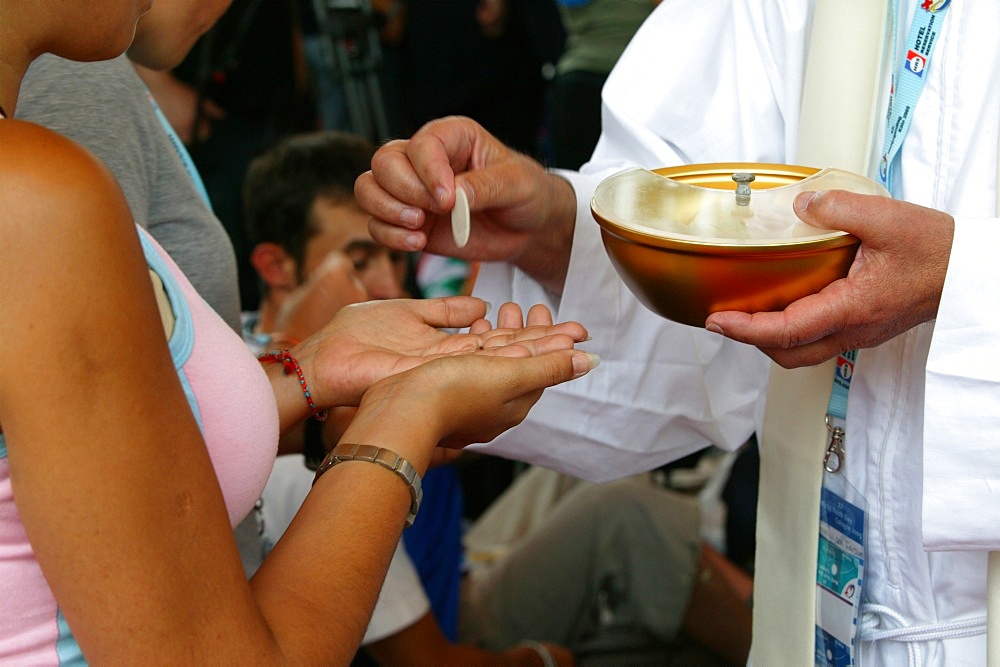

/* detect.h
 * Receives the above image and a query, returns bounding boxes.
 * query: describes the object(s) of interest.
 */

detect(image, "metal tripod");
[310,0,391,144]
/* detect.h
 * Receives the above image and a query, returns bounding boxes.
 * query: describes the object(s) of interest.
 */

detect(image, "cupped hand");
[705,190,954,368]
[295,296,590,408]
[354,116,573,265]
[343,337,598,470]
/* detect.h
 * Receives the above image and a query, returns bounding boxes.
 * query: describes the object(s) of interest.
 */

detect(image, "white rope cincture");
[861,603,988,666]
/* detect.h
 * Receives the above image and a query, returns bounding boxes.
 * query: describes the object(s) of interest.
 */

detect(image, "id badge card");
[815,469,867,666]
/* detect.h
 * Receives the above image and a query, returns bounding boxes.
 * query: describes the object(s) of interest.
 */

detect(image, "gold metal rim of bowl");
[591,162,858,254]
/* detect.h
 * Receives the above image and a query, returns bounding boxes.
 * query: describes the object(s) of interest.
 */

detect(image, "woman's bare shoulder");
[0,118,123,197]
[0,119,134,242]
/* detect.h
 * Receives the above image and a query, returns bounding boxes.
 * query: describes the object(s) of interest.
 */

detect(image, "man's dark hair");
[243,130,376,268]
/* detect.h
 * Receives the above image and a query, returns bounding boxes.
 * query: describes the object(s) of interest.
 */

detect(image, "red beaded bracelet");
[258,349,329,422]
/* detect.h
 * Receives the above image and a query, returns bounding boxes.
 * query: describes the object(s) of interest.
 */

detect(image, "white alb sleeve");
[923,216,1000,551]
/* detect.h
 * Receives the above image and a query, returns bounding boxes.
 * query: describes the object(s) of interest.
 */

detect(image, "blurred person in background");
[547,0,658,169]
[141,0,315,312]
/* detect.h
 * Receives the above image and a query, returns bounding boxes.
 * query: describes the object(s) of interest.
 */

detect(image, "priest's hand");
[705,190,954,368]
[354,115,577,294]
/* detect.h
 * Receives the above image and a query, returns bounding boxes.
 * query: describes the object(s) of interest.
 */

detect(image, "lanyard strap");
[835,1,954,468]
[878,0,953,190]
[824,349,857,472]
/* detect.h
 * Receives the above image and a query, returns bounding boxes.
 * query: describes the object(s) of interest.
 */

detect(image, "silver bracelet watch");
[313,443,423,527]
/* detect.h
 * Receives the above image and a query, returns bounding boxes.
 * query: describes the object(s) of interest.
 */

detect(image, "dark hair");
[243,130,376,267]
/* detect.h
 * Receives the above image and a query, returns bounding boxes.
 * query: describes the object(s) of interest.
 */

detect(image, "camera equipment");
[310,0,390,143]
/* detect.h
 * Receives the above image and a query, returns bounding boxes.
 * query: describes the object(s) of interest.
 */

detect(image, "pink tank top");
[0,227,279,662]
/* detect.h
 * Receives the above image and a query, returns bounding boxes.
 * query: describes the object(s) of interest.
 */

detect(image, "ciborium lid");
[591,163,888,248]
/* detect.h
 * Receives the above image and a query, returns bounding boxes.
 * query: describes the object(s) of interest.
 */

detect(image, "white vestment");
[472,1,1000,664]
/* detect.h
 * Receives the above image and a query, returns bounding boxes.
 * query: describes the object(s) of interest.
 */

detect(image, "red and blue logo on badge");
[836,355,854,382]
[905,50,927,76]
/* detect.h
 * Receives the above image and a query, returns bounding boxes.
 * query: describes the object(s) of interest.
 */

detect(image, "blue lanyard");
[829,1,954,471]
[824,350,857,473]
[877,0,953,191]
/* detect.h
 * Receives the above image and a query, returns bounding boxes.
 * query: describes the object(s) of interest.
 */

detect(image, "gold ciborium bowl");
[590,163,889,328]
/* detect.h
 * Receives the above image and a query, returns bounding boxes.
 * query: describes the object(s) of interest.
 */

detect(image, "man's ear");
[250,242,297,289]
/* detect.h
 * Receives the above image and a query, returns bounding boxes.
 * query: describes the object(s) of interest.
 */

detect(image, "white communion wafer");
[451,187,471,248]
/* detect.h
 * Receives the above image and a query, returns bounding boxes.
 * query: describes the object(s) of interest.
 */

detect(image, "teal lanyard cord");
[878,0,954,191]
[824,350,857,473]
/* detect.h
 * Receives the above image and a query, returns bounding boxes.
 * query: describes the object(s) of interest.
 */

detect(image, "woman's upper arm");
[0,121,255,661]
